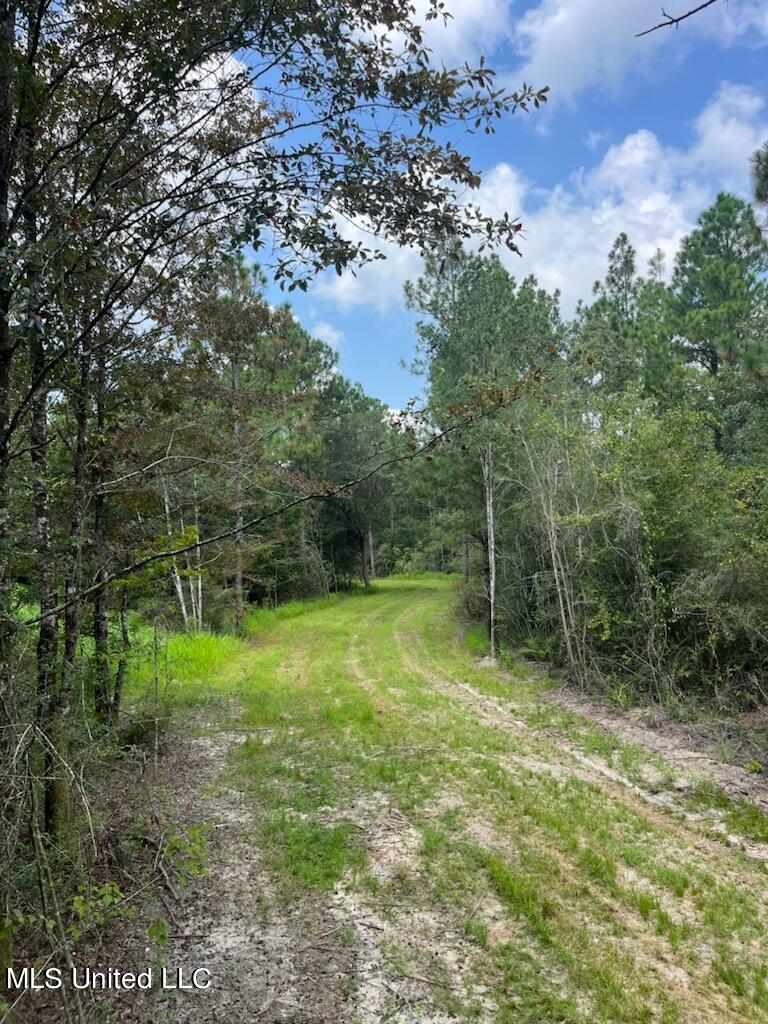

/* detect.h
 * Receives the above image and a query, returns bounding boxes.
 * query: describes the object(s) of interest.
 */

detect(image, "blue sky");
[268,0,768,408]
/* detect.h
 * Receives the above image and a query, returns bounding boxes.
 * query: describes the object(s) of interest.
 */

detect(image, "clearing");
[145,576,768,1024]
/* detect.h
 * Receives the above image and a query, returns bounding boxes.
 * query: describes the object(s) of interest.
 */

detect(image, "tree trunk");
[298,516,307,564]
[180,507,200,631]
[232,363,245,634]
[0,13,18,983]
[93,584,110,719]
[462,537,470,586]
[186,553,199,630]
[93,349,110,719]
[481,443,497,659]
[0,914,10,997]
[193,478,202,629]
[298,514,312,587]
[311,520,331,598]
[368,523,375,580]
[28,297,58,749]
[361,531,371,589]
[162,476,188,628]
[0,1,16,650]
[545,497,577,675]
[234,498,244,633]
[46,340,91,835]
[20,51,65,830]
[111,587,129,725]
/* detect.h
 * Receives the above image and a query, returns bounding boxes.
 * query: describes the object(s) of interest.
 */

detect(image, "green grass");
[124,592,356,707]
[687,779,768,843]
[243,591,346,634]
[264,816,366,889]
[151,575,768,1024]
[125,629,249,708]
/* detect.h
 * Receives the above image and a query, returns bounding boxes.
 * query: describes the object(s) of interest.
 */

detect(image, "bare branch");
[637,0,723,37]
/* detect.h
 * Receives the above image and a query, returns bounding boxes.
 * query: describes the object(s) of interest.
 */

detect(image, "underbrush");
[461,603,768,772]
[3,730,211,1023]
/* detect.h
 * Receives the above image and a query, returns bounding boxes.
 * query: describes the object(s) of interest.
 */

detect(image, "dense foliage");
[406,192,768,712]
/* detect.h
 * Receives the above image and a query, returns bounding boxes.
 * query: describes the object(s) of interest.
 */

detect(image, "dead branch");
[637,0,723,37]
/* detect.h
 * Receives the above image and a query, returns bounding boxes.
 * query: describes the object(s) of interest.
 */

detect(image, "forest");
[408,190,768,711]
[4,2,768,1023]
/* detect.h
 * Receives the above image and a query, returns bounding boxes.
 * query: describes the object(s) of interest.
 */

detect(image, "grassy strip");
[166,576,768,1022]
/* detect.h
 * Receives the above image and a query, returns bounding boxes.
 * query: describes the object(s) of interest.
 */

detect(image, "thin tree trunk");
[299,513,315,587]
[522,437,581,679]
[20,50,64,833]
[28,257,58,742]
[368,524,375,580]
[361,531,371,589]
[0,1,16,649]
[93,579,110,717]
[185,554,198,630]
[298,516,307,565]
[233,364,244,634]
[180,507,200,631]
[234,499,244,634]
[462,537,470,586]
[0,9,18,981]
[481,443,497,659]
[93,349,110,719]
[193,478,202,629]
[161,476,188,628]
[111,587,129,725]
[543,486,578,679]
[310,522,331,598]
[21,10,58,738]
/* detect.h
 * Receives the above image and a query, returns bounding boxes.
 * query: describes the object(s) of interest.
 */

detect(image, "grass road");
[157,575,768,1024]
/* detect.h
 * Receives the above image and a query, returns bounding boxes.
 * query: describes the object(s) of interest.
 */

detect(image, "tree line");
[406,188,768,711]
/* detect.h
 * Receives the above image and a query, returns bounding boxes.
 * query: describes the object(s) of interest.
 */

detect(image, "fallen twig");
[296,922,347,951]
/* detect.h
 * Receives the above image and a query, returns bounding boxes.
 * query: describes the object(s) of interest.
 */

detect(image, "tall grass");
[243,590,344,635]
[125,630,248,707]
[131,631,245,683]
[124,590,352,707]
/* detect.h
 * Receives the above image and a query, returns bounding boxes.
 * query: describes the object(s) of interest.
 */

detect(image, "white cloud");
[689,82,768,186]
[369,0,512,80]
[583,129,608,151]
[513,0,664,106]
[476,83,768,309]
[468,161,528,220]
[413,0,513,64]
[511,0,768,107]
[310,83,768,318]
[312,321,345,350]
[485,162,693,311]
[313,225,422,312]
[701,0,768,44]
[590,128,687,203]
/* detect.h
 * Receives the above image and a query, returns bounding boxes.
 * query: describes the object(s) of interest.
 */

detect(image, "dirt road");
[151,577,768,1024]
